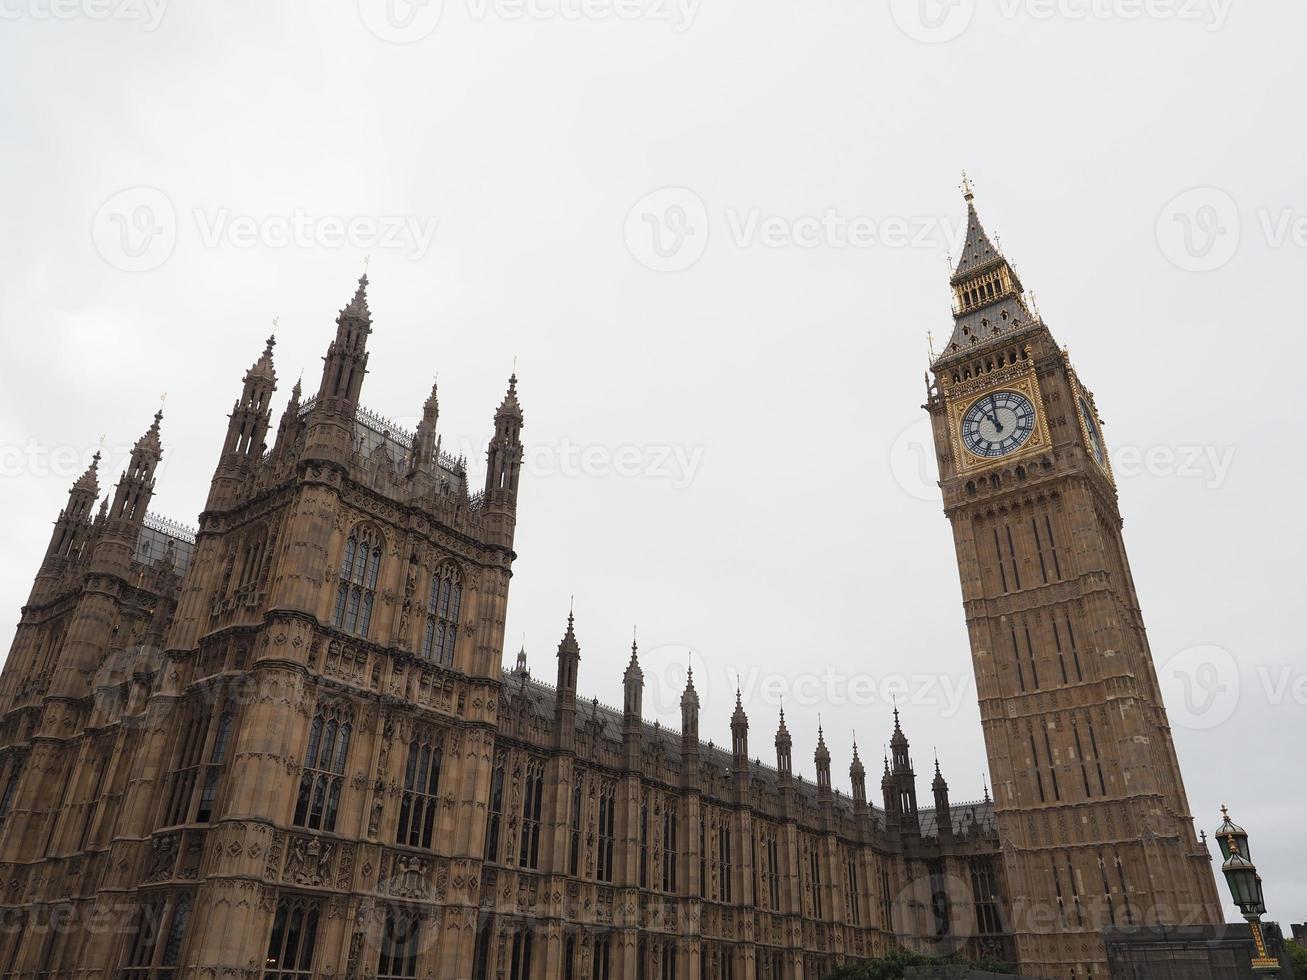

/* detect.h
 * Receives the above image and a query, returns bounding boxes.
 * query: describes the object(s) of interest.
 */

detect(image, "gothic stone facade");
[0,274,1011,979]
[924,189,1223,978]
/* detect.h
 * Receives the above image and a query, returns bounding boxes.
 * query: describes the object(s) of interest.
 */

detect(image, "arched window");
[264,897,321,980]
[333,526,382,638]
[421,564,462,666]
[396,734,443,849]
[293,707,352,832]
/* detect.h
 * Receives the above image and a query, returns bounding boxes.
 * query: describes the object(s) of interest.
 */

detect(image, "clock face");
[960,391,1037,458]
[1079,396,1106,466]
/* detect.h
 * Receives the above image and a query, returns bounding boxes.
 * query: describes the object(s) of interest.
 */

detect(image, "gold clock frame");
[945,368,1051,476]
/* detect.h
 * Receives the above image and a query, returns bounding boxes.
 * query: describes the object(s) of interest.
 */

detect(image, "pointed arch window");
[396,733,443,849]
[333,526,382,638]
[377,906,421,980]
[264,897,321,980]
[120,892,192,979]
[293,706,352,832]
[421,563,463,666]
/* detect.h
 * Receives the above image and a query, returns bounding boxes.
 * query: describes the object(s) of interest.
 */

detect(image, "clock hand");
[985,396,1004,433]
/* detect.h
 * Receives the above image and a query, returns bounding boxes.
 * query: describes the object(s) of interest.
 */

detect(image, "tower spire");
[109,410,163,525]
[209,333,278,509]
[935,177,1037,364]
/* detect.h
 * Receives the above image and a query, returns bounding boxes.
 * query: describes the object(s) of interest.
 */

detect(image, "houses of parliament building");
[0,192,1223,979]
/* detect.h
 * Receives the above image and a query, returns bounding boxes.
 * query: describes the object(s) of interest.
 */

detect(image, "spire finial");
[961,169,975,203]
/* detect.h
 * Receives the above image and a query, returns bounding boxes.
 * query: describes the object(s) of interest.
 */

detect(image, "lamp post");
[1215,805,1280,976]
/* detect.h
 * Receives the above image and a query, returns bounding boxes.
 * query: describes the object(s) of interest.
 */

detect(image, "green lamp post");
[1215,806,1279,976]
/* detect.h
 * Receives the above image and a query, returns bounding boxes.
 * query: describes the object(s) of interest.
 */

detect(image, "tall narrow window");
[661,941,676,980]
[1087,719,1107,795]
[596,783,616,882]
[1004,524,1022,591]
[509,928,533,980]
[845,852,860,925]
[1030,733,1045,803]
[377,907,420,980]
[808,843,822,918]
[472,919,493,980]
[421,564,462,666]
[591,934,611,980]
[639,795,649,889]
[485,762,505,862]
[661,800,678,893]
[518,761,544,869]
[333,526,382,638]
[120,892,191,980]
[0,754,22,832]
[196,711,234,823]
[717,822,731,903]
[1044,515,1062,579]
[1072,722,1092,798]
[164,712,208,826]
[766,837,781,911]
[1043,729,1061,801]
[569,777,582,876]
[970,859,1002,934]
[293,708,352,832]
[264,897,321,980]
[698,815,706,898]
[992,528,1008,593]
[397,735,443,849]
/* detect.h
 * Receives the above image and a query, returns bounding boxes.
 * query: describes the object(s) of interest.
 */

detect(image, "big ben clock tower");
[925,181,1222,976]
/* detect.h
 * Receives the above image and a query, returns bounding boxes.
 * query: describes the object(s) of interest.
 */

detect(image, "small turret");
[271,377,303,459]
[554,608,579,748]
[888,708,919,833]
[775,708,793,782]
[47,450,100,560]
[623,636,644,723]
[305,274,373,466]
[933,755,952,839]
[622,635,644,771]
[484,374,524,499]
[850,737,867,814]
[815,722,832,797]
[408,380,440,477]
[209,335,277,509]
[730,686,749,771]
[109,411,163,527]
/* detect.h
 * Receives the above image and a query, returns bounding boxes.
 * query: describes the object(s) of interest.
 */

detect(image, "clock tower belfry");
[925,182,1222,976]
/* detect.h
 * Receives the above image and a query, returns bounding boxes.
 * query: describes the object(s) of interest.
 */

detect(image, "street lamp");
[1215,806,1279,976]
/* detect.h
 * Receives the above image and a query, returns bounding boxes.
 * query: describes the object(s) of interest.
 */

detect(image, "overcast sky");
[1,0,1303,925]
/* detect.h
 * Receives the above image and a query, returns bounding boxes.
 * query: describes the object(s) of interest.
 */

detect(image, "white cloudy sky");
[1,0,1304,923]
